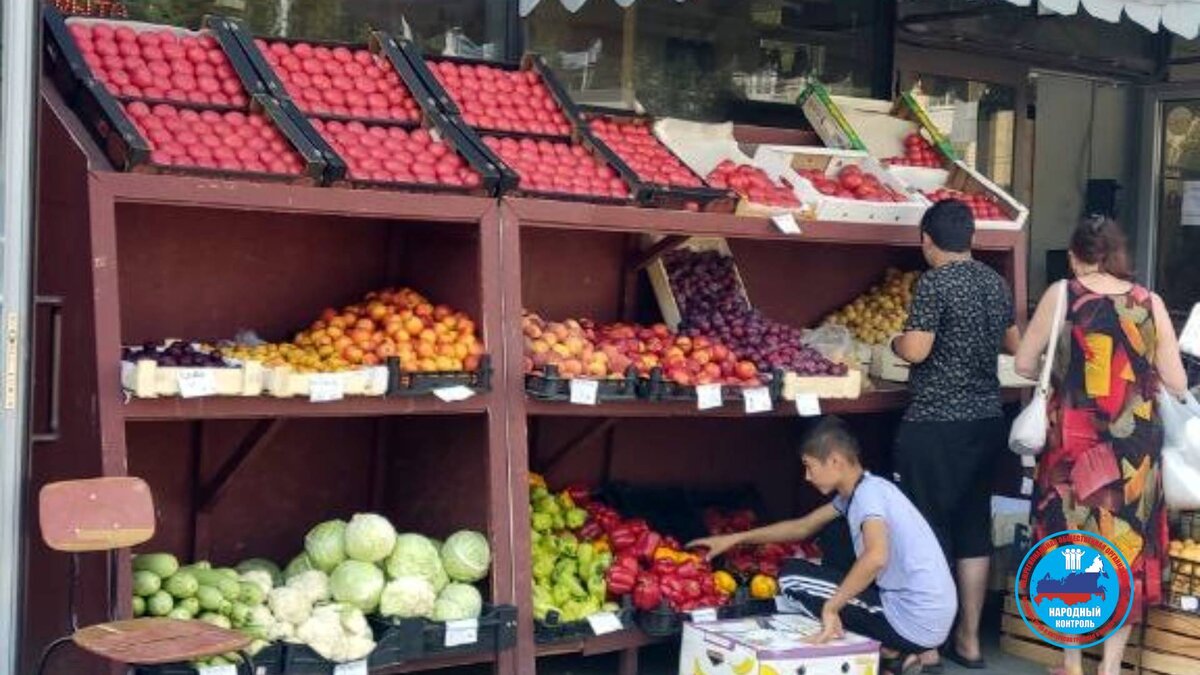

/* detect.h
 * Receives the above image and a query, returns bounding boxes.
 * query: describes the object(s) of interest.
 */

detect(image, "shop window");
[900,73,1016,190]
[123,0,509,57]
[523,0,886,122]
[1154,101,1200,313]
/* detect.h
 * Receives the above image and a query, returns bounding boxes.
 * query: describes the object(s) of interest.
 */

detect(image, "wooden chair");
[36,477,254,674]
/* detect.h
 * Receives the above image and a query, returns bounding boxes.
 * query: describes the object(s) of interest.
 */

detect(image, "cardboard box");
[646,236,750,331]
[679,614,879,675]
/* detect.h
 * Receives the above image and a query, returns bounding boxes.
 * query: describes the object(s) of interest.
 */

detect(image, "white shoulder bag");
[1009,281,1069,456]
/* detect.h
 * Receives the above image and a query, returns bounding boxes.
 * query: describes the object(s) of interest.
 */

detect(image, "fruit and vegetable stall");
[28,6,1030,675]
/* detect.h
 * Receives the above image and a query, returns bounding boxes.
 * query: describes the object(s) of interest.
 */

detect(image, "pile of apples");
[483,135,629,199]
[587,116,704,189]
[225,288,483,373]
[521,312,761,387]
[824,268,920,345]
[69,22,248,107]
[705,160,800,208]
[255,40,422,122]
[428,60,572,136]
[796,165,909,203]
[884,132,944,168]
[923,187,1009,221]
[311,119,481,187]
[125,102,305,174]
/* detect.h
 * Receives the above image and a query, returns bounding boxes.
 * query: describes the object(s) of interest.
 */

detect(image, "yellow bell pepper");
[750,574,778,600]
[529,473,546,489]
[593,537,610,554]
[713,571,738,596]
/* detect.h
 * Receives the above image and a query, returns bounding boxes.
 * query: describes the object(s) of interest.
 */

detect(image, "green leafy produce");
[329,560,386,613]
[237,558,283,587]
[132,596,146,617]
[378,575,437,619]
[239,570,273,597]
[432,583,483,622]
[344,513,397,564]
[163,571,198,599]
[284,553,316,580]
[239,581,266,606]
[441,530,491,583]
[146,590,174,617]
[304,520,348,573]
[133,553,179,579]
[133,570,162,597]
[386,533,447,591]
[228,601,252,627]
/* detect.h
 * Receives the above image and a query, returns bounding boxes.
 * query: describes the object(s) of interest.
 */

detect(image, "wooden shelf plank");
[372,650,498,674]
[506,197,1024,252]
[535,629,662,658]
[122,394,492,421]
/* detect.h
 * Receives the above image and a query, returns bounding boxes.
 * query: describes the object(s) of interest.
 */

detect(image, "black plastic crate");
[42,9,266,112]
[533,603,636,645]
[78,83,325,184]
[386,354,493,397]
[636,594,750,638]
[524,364,640,402]
[579,107,735,213]
[369,603,517,667]
[282,643,380,675]
[133,643,283,675]
[639,367,785,404]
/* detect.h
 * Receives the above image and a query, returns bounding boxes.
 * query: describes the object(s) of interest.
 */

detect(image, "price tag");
[696,383,723,410]
[1183,596,1199,612]
[197,665,237,675]
[569,378,599,406]
[332,661,368,675]
[743,387,773,414]
[1020,454,1037,469]
[1020,477,1034,496]
[794,394,822,417]
[308,373,345,403]
[586,611,623,635]
[689,607,719,623]
[177,369,217,398]
[433,385,476,402]
[771,213,802,235]
[444,618,479,647]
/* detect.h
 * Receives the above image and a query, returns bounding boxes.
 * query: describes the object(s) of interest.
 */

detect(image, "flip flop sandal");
[880,653,922,675]
[921,663,944,674]
[943,644,987,670]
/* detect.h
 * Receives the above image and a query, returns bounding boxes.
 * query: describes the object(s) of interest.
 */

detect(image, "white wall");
[1029,73,1137,297]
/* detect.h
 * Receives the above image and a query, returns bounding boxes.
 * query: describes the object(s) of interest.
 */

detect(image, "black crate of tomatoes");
[474,130,638,204]
[582,108,735,213]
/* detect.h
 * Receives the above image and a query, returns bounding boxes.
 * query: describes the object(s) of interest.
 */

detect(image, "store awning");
[1002,0,1200,38]
[519,0,685,18]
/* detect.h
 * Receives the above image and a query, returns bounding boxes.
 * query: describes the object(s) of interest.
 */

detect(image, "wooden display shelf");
[122,393,492,421]
[374,650,499,674]
[535,629,662,658]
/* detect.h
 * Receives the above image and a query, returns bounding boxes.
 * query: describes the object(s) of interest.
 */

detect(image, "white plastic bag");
[1010,282,1068,456]
[1159,388,1200,510]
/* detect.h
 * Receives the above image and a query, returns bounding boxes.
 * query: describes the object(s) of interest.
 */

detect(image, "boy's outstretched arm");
[812,518,889,644]
[687,503,840,560]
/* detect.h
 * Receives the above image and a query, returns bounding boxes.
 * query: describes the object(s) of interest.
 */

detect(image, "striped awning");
[1000,0,1200,37]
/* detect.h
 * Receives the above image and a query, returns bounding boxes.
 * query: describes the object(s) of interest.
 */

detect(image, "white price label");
[308,373,345,403]
[771,213,802,234]
[433,385,476,402]
[1020,477,1034,496]
[1183,596,1199,612]
[198,665,237,675]
[332,661,368,675]
[587,611,623,635]
[444,618,480,647]
[569,378,599,405]
[689,608,719,623]
[696,383,723,410]
[177,369,217,398]
[794,394,821,417]
[743,387,773,414]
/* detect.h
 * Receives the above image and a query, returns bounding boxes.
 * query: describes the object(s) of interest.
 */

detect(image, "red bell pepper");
[758,560,780,578]
[662,536,682,551]
[615,553,639,573]
[700,575,716,596]
[652,558,677,578]
[660,577,685,603]
[609,524,639,553]
[636,531,662,561]
[676,560,701,580]
[564,483,592,506]
[578,521,604,542]
[682,579,702,600]
[606,564,637,596]
[632,572,662,611]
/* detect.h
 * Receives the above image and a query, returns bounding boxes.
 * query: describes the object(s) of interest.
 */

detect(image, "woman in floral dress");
[1016,216,1188,675]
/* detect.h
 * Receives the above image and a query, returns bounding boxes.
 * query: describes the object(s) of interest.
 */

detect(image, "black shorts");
[893,417,1005,561]
[778,558,929,654]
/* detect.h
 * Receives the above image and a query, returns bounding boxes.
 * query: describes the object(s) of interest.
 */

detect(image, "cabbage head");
[432,583,483,621]
[441,530,491,583]
[386,533,447,591]
[284,553,316,580]
[305,520,347,572]
[378,576,436,619]
[344,513,397,564]
[237,558,283,587]
[329,560,386,613]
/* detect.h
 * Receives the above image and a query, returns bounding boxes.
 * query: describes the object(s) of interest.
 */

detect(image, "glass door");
[1150,97,1200,316]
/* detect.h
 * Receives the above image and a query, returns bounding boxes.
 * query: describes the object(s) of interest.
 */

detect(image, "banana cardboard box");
[679,614,879,675]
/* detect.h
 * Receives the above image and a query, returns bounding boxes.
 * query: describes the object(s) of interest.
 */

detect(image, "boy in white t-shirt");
[689,417,956,675]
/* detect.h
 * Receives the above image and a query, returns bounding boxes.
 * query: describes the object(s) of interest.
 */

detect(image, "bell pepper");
[652,558,678,578]
[531,512,554,533]
[564,482,592,506]
[529,472,547,489]
[578,521,604,542]
[577,542,596,570]
[615,553,638,573]
[609,524,639,553]
[605,563,637,596]
[757,560,780,578]
[660,576,685,604]
[700,574,717,597]
[592,537,611,554]
[712,571,737,596]
[565,507,588,530]
[676,560,701,580]
[636,531,663,561]
[587,575,607,604]
[682,579,702,600]
[750,574,778,600]
[632,573,663,612]
[662,536,682,551]
[653,547,678,562]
